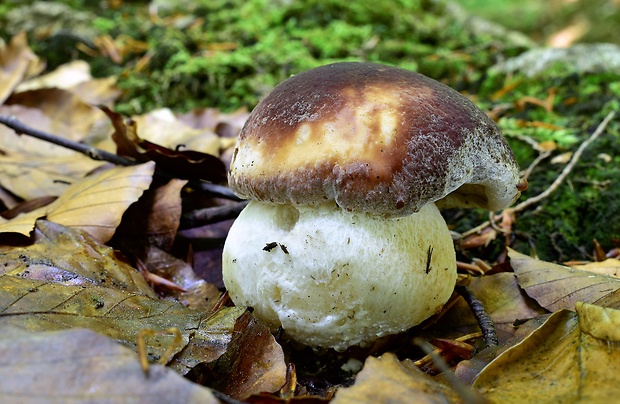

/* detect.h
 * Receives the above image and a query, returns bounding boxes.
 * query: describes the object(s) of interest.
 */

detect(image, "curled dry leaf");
[104,107,227,183]
[474,303,620,403]
[114,178,187,251]
[508,248,620,311]
[0,162,155,242]
[201,311,287,400]
[0,327,218,404]
[0,32,44,104]
[140,245,222,312]
[332,352,462,403]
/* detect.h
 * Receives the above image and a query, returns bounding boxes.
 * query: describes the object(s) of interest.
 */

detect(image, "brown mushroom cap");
[229,62,522,217]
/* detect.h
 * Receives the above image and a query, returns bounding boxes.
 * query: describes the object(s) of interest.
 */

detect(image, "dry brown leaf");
[0,327,219,403]
[509,248,620,311]
[202,311,287,400]
[0,162,155,242]
[169,306,247,375]
[140,245,222,312]
[114,178,187,251]
[132,108,221,156]
[333,352,462,403]
[6,88,109,142]
[571,258,620,277]
[15,60,92,92]
[0,32,44,104]
[474,303,620,402]
[0,153,104,200]
[436,273,547,343]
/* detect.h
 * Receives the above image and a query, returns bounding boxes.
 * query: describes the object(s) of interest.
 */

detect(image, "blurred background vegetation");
[0,0,619,261]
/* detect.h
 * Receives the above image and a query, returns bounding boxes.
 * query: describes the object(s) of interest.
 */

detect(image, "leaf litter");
[0,29,619,402]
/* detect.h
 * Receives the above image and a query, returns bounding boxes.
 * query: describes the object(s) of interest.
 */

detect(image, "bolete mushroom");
[222,62,524,351]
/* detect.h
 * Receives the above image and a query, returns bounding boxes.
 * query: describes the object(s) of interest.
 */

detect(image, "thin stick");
[0,114,136,166]
[455,285,498,348]
[0,114,244,200]
[181,200,249,228]
[459,110,616,239]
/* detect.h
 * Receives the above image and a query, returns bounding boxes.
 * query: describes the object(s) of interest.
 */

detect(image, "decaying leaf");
[0,162,155,242]
[509,248,620,311]
[474,303,620,402]
[200,311,287,400]
[0,326,218,403]
[0,220,157,293]
[333,353,463,403]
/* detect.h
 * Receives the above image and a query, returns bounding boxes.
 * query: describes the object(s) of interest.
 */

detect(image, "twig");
[455,285,498,348]
[181,201,249,228]
[459,110,616,239]
[0,114,136,166]
[0,114,245,200]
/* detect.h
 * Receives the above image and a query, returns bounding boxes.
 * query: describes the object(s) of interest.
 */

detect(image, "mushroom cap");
[229,62,522,217]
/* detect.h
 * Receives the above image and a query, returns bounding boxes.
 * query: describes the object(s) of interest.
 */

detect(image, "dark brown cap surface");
[229,62,521,216]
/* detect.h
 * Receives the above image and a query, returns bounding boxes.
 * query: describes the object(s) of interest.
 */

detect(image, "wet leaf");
[509,248,620,311]
[474,303,620,403]
[0,162,155,242]
[0,326,218,403]
[332,353,462,403]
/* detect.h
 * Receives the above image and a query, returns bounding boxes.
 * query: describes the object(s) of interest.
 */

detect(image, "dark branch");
[0,114,136,166]
[455,285,499,348]
[181,201,249,228]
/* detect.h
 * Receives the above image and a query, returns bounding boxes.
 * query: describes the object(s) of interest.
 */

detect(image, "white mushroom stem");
[222,201,457,351]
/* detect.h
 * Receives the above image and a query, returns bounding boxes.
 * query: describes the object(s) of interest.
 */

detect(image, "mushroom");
[222,62,525,351]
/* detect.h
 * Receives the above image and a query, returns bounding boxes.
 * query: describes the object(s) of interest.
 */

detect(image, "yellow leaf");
[0,162,155,242]
[474,303,620,402]
[333,353,462,403]
[572,259,620,278]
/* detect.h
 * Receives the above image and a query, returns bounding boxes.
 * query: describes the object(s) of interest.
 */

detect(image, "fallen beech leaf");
[474,303,620,402]
[0,162,155,242]
[0,32,43,104]
[1,220,156,295]
[436,273,547,343]
[202,311,287,400]
[169,306,246,375]
[0,272,244,364]
[15,60,91,92]
[6,88,110,143]
[0,152,103,200]
[132,109,221,156]
[509,248,620,311]
[332,353,462,403]
[571,258,620,278]
[0,327,218,403]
